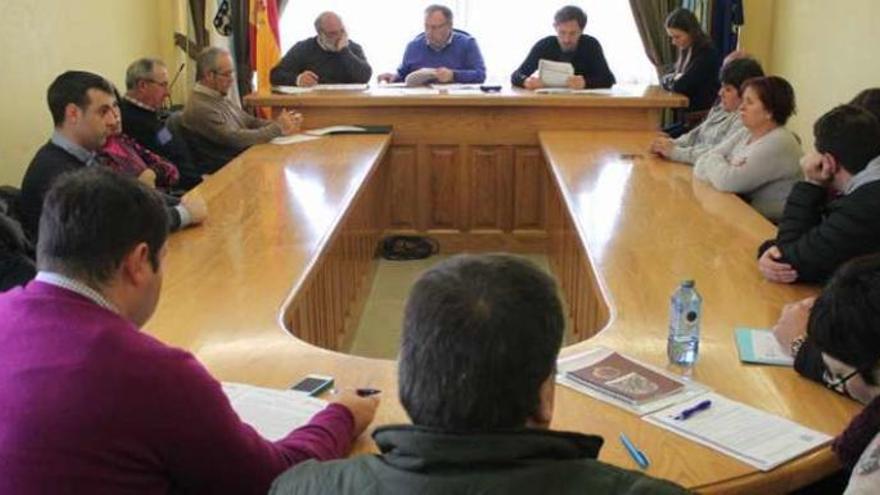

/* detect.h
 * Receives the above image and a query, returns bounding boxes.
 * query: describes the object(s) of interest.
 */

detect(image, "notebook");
[735,328,794,366]
[566,351,685,405]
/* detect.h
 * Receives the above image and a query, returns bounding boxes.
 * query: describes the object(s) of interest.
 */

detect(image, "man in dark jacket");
[20,71,206,241]
[758,104,880,284]
[511,5,615,90]
[270,11,371,87]
[269,254,687,495]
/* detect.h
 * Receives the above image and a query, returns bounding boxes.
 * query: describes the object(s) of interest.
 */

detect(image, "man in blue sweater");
[378,5,485,85]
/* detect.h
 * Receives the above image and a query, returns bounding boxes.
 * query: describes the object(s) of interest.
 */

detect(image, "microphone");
[166,63,186,109]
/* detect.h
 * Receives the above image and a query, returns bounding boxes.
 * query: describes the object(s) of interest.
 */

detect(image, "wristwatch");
[790,335,806,357]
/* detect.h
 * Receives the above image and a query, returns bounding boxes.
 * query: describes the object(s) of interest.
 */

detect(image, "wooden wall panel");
[422,145,461,231]
[513,147,547,232]
[387,146,417,229]
[468,146,512,232]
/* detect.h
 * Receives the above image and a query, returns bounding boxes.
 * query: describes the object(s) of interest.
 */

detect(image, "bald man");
[270,11,372,87]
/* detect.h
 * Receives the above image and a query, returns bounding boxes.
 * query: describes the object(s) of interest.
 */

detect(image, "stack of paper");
[221,382,327,441]
[270,134,321,145]
[644,393,832,471]
[538,59,574,87]
[735,328,794,366]
[404,68,439,87]
[272,86,312,95]
[312,83,368,91]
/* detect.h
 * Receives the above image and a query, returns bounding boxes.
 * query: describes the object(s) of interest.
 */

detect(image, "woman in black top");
[662,8,721,136]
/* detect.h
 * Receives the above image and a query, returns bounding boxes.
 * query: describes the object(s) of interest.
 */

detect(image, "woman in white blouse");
[694,76,802,222]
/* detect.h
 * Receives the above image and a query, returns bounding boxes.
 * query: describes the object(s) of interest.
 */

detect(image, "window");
[278,1,657,85]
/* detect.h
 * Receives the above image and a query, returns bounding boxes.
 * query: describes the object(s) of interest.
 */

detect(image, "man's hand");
[181,190,208,225]
[801,151,836,186]
[523,76,544,90]
[567,75,587,90]
[435,67,454,83]
[650,136,675,157]
[377,73,395,84]
[772,297,815,355]
[335,31,349,52]
[138,168,157,188]
[276,110,303,136]
[758,246,798,283]
[331,389,380,438]
[296,70,319,87]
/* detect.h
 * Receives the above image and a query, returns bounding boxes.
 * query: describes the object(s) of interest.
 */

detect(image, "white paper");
[272,85,313,95]
[643,393,832,471]
[751,330,795,365]
[304,126,367,136]
[404,68,439,87]
[538,59,574,87]
[221,382,327,441]
[430,83,483,91]
[312,83,368,91]
[373,87,441,96]
[270,134,322,145]
[556,347,710,416]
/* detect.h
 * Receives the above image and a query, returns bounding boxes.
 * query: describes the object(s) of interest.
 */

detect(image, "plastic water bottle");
[667,280,702,367]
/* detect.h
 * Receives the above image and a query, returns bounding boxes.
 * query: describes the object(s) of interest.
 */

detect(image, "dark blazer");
[511,35,616,89]
[662,43,721,113]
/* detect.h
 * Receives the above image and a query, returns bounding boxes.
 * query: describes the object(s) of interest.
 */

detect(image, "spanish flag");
[249,0,280,115]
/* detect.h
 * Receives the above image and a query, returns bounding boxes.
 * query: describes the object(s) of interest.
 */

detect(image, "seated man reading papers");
[377,5,486,85]
[270,254,686,494]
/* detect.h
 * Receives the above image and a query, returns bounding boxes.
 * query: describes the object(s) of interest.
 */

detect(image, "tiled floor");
[347,253,566,359]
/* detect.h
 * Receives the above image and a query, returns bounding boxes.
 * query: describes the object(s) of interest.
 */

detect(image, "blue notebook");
[734,328,794,366]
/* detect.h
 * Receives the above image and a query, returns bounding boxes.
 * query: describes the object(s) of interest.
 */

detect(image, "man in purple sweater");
[378,4,486,84]
[0,168,379,494]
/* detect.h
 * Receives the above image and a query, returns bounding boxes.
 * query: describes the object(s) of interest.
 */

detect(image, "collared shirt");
[194,82,222,99]
[35,271,118,314]
[51,131,98,167]
[426,31,454,51]
[123,94,157,112]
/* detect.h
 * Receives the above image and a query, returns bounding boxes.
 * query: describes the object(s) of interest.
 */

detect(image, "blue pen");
[619,433,650,470]
[674,399,713,421]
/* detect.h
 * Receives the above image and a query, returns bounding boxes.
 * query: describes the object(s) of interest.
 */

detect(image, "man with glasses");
[181,47,302,174]
[270,11,371,87]
[120,58,201,190]
[377,4,486,84]
[773,255,880,493]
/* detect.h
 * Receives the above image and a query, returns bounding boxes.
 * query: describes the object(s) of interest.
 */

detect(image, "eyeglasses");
[823,368,860,393]
[145,79,169,88]
[213,70,235,78]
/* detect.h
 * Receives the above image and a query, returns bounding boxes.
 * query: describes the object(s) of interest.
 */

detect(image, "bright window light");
[278,1,658,86]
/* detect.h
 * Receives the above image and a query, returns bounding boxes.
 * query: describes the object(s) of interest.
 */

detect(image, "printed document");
[538,59,574,87]
[221,382,326,441]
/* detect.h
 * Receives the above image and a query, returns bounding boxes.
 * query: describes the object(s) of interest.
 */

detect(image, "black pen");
[356,388,381,397]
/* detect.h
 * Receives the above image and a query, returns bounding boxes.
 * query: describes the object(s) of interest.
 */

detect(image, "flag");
[249,0,281,116]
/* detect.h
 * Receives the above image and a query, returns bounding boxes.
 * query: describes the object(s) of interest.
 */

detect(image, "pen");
[356,388,381,397]
[619,433,650,470]
[674,399,713,421]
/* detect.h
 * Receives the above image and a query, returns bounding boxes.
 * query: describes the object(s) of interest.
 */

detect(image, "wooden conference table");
[145,90,860,493]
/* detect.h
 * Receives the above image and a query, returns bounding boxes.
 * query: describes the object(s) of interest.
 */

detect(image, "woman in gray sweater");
[694,76,802,222]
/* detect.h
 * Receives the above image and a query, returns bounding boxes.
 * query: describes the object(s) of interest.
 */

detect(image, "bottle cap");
[681,280,695,288]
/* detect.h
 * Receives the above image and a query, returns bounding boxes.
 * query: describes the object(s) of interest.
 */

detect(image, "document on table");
[556,346,710,415]
[312,83,368,91]
[270,134,321,145]
[304,125,367,136]
[404,68,439,87]
[735,328,794,366]
[272,85,313,95]
[643,393,832,471]
[538,59,574,87]
[221,382,327,441]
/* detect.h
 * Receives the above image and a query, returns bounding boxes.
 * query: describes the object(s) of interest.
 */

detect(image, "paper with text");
[221,382,327,441]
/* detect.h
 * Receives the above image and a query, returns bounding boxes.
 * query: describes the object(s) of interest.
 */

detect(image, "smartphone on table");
[289,374,334,397]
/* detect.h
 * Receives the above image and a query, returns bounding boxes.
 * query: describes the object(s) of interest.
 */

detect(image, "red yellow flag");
[249,0,280,116]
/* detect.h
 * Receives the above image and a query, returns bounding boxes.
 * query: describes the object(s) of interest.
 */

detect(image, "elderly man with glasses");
[377,4,486,85]
[270,11,372,87]
[181,47,302,174]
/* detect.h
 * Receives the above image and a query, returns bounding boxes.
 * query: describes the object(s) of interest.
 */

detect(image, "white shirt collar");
[35,271,118,314]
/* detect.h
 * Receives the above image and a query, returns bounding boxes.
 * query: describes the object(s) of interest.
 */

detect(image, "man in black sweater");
[120,58,202,190]
[270,11,371,87]
[20,71,206,242]
[758,105,880,285]
[511,5,615,90]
